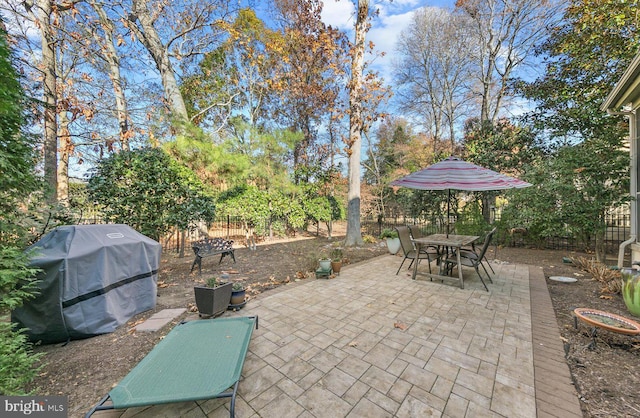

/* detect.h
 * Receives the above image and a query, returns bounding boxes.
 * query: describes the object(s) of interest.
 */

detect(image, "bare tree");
[126,0,188,121]
[395,7,475,153]
[23,0,58,201]
[89,0,131,150]
[124,0,234,124]
[344,0,369,246]
[456,0,562,123]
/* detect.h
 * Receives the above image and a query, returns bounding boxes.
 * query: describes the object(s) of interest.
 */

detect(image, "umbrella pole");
[446,189,450,238]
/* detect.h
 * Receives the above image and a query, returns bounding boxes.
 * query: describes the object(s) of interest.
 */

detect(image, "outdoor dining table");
[412,234,479,289]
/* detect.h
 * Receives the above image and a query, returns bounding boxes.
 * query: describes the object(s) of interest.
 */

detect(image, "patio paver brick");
[92,255,584,418]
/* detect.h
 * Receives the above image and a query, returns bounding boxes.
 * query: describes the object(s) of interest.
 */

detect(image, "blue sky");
[321,1,456,82]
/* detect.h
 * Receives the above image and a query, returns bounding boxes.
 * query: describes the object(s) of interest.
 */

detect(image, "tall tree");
[363,118,413,217]
[6,0,130,205]
[123,0,235,125]
[23,0,59,201]
[455,0,561,123]
[395,7,475,152]
[126,0,188,121]
[182,8,280,138]
[0,22,43,395]
[521,0,640,261]
[344,0,369,246]
[88,0,131,151]
[270,0,347,178]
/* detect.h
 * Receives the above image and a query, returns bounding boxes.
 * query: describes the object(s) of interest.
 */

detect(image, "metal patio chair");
[443,228,495,291]
[395,226,438,275]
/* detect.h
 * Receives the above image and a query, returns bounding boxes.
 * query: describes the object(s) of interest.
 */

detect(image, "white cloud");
[321,1,455,83]
[368,10,417,82]
[320,0,355,30]
[1,2,40,43]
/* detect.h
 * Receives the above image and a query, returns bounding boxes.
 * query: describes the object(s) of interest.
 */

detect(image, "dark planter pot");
[194,282,232,317]
[331,261,342,274]
[230,288,246,305]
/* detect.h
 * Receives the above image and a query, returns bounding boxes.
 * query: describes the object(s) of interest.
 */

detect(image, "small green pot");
[319,259,332,271]
[621,269,640,317]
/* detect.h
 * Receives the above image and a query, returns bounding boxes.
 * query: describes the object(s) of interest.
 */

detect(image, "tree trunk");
[91,1,130,150]
[325,220,333,240]
[180,229,186,258]
[344,0,368,247]
[130,0,189,122]
[30,0,58,202]
[57,110,71,207]
[448,116,456,154]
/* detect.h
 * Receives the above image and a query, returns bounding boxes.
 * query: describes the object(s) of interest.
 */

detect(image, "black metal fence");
[78,210,631,255]
[361,210,631,255]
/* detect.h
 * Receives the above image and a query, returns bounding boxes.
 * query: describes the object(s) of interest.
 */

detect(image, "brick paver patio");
[90,254,582,418]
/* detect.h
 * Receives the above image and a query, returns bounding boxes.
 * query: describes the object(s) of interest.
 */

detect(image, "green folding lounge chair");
[85,316,258,418]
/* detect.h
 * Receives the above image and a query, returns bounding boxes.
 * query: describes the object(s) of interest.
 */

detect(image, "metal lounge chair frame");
[395,226,438,275]
[85,316,258,418]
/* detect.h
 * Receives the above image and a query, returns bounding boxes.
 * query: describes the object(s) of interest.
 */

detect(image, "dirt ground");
[26,233,640,418]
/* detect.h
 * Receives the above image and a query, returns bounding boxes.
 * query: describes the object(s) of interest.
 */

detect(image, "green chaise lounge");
[85,316,258,418]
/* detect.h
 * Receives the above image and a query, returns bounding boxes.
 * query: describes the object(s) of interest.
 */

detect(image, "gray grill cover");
[12,224,161,344]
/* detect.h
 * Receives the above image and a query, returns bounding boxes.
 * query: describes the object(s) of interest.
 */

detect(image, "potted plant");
[193,277,233,317]
[330,248,343,274]
[380,229,401,255]
[230,282,246,306]
[318,256,332,271]
[621,269,640,317]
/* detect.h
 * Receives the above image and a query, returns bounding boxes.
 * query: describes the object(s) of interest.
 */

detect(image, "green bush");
[0,247,42,394]
[0,323,43,395]
[379,229,398,239]
[0,28,44,394]
[87,148,216,240]
[455,201,490,236]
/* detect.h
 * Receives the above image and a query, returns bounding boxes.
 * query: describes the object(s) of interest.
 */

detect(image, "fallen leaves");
[571,256,622,294]
[157,281,176,288]
[394,322,408,330]
[245,275,293,295]
[128,318,145,329]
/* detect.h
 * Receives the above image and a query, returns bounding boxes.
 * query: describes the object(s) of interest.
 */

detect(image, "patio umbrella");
[390,156,532,234]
